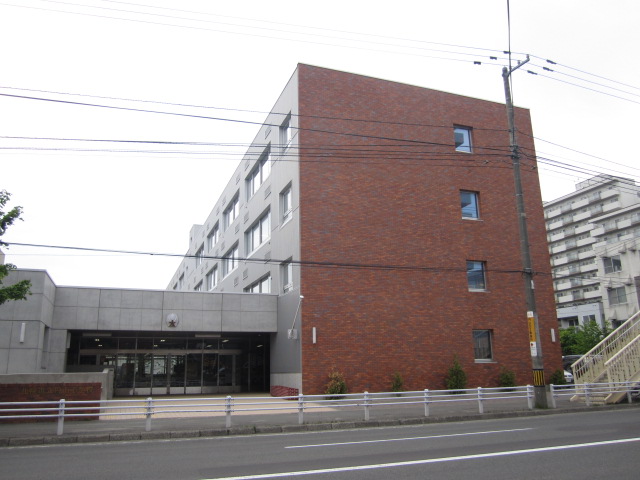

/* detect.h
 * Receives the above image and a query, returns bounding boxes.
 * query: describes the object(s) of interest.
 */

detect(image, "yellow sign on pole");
[527,312,536,343]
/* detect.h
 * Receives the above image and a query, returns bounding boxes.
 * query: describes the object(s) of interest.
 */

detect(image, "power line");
[5,241,550,276]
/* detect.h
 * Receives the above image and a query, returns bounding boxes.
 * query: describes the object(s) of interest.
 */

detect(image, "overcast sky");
[1,0,639,290]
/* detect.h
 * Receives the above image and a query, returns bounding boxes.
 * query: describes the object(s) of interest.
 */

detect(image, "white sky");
[1,0,639,290]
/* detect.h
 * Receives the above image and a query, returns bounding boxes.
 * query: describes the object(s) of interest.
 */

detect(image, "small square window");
[467,261,486,290]
[608,286,627,305]
[473,330,493,361]
[454,126,472,153]
[461,191,479,219]
[603,256,622,274]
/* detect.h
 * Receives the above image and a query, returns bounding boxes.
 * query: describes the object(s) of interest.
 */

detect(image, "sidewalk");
[1,393,638,447]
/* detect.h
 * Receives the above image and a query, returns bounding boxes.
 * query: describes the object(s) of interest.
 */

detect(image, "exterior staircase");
[572,310,640,404]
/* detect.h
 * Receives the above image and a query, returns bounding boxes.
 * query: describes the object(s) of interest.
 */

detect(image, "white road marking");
[201,436,640,480]
[285,428,533,448]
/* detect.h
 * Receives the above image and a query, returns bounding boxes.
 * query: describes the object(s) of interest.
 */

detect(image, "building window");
[206,267,218,291]
[454,126,472,153]
[222,244,239,277]
[195,245,204,267]
[223,194,239,229]
[246,148,271,200]
[178,274,184,290]
[467,261,486,291]
[245,275,271,293]
[603,255,622,274]
[282,259,293,293]
[608,286,627,305]
[461,191,480,219]
[473,330,493,361]
[207,223,219,251]
[280,114,291,152]
[281,184,292,224]
[194,281,203,292]
[246,210,271,255]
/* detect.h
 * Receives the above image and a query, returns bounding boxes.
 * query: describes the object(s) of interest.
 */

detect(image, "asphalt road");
[1,409,639,480]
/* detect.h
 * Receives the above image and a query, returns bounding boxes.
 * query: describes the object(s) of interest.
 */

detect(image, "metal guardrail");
[550,381,640,408]
[2,383,637,437]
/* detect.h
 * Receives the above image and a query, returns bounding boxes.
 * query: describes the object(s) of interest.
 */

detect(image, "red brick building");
[168,64,563,395]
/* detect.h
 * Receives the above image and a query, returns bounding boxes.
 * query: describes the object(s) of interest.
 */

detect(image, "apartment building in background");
[168,64,562,396]
[544,175,640,329]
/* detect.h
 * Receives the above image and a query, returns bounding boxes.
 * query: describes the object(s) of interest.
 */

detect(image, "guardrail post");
[526,385,534,410]
[298,394,305,425]
[549,384,557,409]
[627,383,633,404]
[225,395,233,428]
[363,391,370,422]
[585,384,592,407]
[477,387,484,414]
[57,399,65,436]
[424,389,430,417]
[145,397,153,432]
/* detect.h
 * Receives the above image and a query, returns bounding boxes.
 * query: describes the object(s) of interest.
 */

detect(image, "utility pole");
[502,56,548,408]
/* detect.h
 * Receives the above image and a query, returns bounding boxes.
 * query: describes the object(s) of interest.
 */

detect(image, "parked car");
[562,355,582,373]
[564,369,574,384]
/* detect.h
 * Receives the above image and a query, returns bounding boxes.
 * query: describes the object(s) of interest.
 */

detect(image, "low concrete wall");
[0,370,112,402]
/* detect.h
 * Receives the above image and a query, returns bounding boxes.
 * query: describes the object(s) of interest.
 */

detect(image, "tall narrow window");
[460,191,480,219]
[281,185,292,224]
[206,266,218,290]
[473,330,493,361]
[207,223,219,251]
[245,210,271,255]
[223,194,239,229]
[467,261,486,291]
[280,114,291,152]
[223,244,239,277]
[195,245,204,267]
[246,147,271,200]
[454,126,472,153]
[282,259,293,293]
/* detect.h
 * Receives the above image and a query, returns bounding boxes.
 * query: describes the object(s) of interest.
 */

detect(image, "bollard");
[477,387,484,414]
[145,397,153,432]
[549,384,557,409]
[424,389,430,417]
[57,399,65,436]
[363,391,370,422]
[298,394,305,425]
[225,395,233,428]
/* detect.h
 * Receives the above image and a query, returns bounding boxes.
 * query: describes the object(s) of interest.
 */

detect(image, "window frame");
[207,223,219,251]
[460,190,480,219]
[206,266,218,291]
[281,259,293,293]
[473,329,493,362]
[281,184,293,224]
[280,114,292,152]
[245,275,271,293]
[245,209,271,256]
[195,245,204,267]
[222,244,239,277]
[223,194,240,230]
[608,286,627,305]
[454,126,473,153]
[467,260,487,291]
[603,255,622,274]
[246,147,271,200]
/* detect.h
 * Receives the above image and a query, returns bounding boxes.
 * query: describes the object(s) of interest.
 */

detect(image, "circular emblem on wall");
[166,313,179,328]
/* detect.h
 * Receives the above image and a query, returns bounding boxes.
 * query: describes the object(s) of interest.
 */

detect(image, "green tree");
[0,190,31,305]
[559,320,612,355]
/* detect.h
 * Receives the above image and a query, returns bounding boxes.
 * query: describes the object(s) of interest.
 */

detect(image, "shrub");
[498,367,516,390]
[325,370,347,399]
[549,369,566,386]
[391,372,404,394]
[445,356,467,393]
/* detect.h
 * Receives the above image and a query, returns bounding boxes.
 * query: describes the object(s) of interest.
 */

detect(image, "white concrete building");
[544,175,640,328]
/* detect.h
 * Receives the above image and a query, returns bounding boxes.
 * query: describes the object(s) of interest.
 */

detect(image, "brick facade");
[296,65,562,394]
